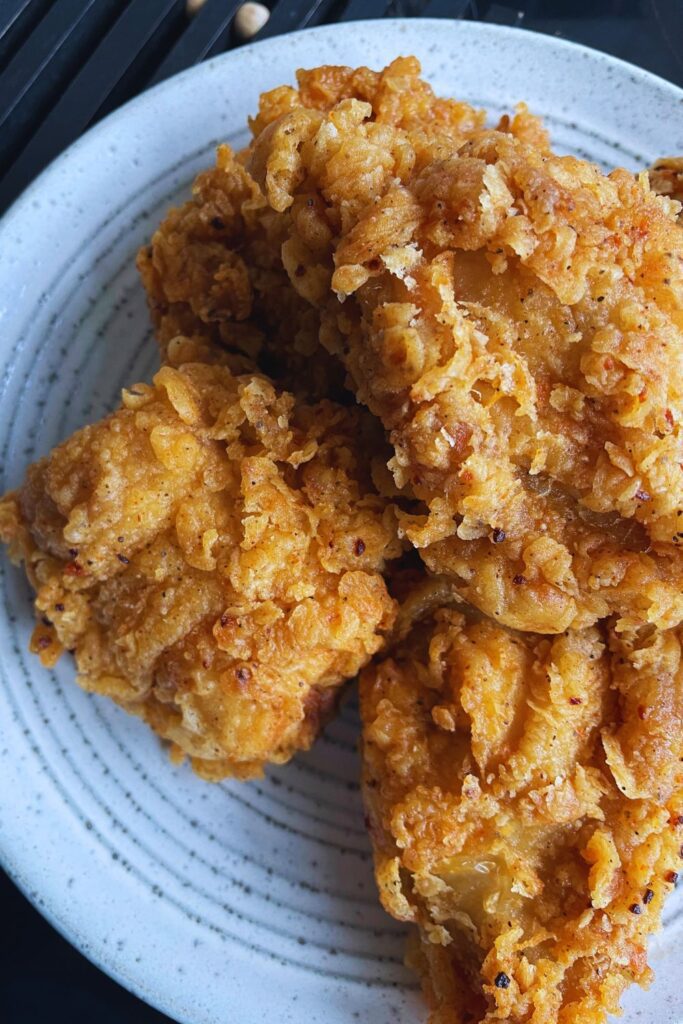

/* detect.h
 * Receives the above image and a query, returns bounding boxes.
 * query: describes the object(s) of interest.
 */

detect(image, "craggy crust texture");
[137,143,344,401]
[650,157,683,214]
[246,58,683,634]
[360,603,683,1024]
[0,352,400,779]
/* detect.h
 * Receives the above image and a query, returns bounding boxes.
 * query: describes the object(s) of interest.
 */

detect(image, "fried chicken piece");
[137,143,344,401]
[360,597,683,1024]
[246,60,683,634]
[0,347,400,779]
[137,58,495,399]
[650,157,683,213]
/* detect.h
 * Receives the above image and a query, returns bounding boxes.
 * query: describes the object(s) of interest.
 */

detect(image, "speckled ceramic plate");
[0,18,682,1024]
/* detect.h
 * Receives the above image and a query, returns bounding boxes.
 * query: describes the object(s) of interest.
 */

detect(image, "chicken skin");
[0,345,400,779]
[245,59,683,635]
[360,597,683,1024]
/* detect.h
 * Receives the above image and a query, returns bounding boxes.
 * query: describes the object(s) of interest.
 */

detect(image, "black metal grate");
[1,0,682,212]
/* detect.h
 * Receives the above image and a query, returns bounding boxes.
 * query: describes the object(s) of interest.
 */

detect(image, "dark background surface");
[2,1,682,1021]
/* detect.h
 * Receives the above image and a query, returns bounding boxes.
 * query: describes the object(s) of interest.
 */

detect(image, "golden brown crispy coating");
[137,58,497,398]
[360,600,683,1024]
[650,157,683,213]
[0,348,400,779]
[246,60,683,635]
[137,143,344,400]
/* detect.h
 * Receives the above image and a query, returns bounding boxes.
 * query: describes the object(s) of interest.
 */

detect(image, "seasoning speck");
[494,972,510,989]
[354,538,366,556]
[492,528,506,544]
[643,888,655,904]
[629,904,642,915]
[117,554,130,564]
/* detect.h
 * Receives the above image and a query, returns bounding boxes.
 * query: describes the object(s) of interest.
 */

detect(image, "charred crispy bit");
[649,157,683,214]
[246,58,683,634]
[0,353,400,779]
[360,600,683,1024]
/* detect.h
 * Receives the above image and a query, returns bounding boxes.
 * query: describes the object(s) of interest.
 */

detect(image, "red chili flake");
[629,903,642,915]
[36,635,52,650]
[671,814,683,827]
[665,409,674,429]
[666,871,679,884]
[635,489,651,502]
[512,574,527,585]
[494,972,510,989]
[354,539,366,556]
[569,697,582,705]
[603,357,614,370]
[637,705,647,720]
[643,889,655,904]
[235,667,251,684]
[460,470,474,484]
[492,528,506,544]
[638,388,647,402]
[117,553,130,565]
[64,561,84,577]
